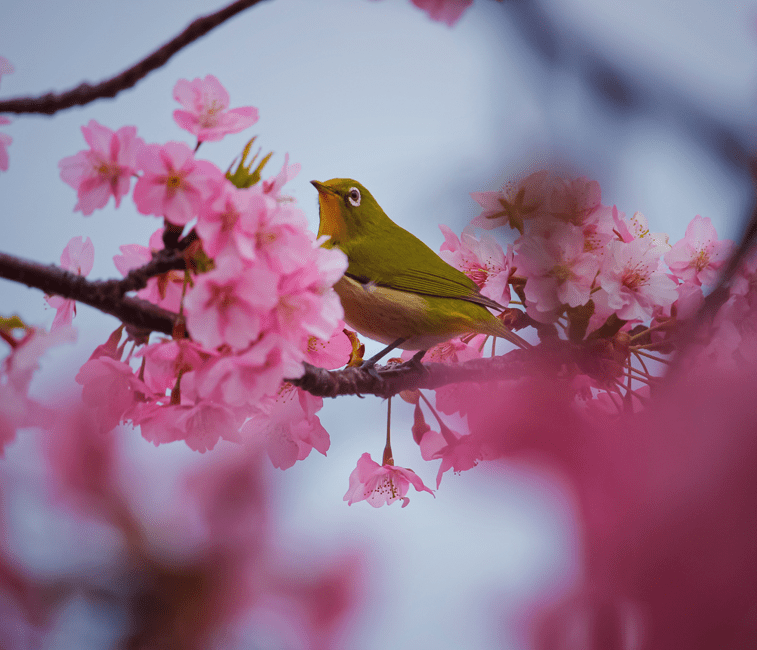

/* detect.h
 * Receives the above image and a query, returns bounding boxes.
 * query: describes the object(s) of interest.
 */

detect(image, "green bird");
[311,178,528,369]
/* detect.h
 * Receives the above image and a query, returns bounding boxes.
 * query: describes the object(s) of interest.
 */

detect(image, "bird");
[311,178,529,371]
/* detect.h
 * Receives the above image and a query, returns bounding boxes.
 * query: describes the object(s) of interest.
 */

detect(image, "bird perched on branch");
[311,178,528,371]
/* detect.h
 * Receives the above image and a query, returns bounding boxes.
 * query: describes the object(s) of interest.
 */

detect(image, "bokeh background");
[1,0,756,648]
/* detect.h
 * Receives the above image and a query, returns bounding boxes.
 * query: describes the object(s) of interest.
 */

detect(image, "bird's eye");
[347,187,361,207]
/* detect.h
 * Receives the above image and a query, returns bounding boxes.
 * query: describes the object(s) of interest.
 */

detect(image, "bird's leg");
[407,349,427,371]
[360,337,407,379]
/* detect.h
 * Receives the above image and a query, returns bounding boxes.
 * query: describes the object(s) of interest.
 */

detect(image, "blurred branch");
[0,0,269,115]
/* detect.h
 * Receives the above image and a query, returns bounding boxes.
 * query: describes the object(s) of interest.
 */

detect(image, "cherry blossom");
[262,153,301,196]
[439,225,512,304]
[343,453,434,507]
[58,120,144,215]
[665,214,733,286]
[173,74,258,142]
[515,222,599,319]
[45,236,95,331]
[418,422,480,487]
[0,116,11,172]
[0,55,13,87]
[548,176,605,226]
[594,238,678,324]
[471,170,551,233]
[133,141,223,225]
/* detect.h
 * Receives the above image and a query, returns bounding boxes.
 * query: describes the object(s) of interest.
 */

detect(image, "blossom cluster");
[45,75,351,468]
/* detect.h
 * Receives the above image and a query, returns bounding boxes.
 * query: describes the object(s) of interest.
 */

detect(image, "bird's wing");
[343,233,506,311]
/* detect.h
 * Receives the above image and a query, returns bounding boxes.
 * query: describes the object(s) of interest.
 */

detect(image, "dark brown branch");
[0,0,269,115]
[0,251,176,334]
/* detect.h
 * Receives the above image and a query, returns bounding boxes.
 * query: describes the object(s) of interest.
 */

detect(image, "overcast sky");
[1,1,756,648]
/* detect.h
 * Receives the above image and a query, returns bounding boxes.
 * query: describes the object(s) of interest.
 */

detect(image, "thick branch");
[0,0,269,115]
[0,251,176,334]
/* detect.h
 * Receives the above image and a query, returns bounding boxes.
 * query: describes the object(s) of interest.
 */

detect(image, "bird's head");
[311,178,384,246]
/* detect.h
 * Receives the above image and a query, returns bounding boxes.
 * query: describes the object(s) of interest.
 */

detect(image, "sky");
[1,0,756,648]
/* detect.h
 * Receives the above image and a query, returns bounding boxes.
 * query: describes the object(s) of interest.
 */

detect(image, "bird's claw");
[359,359,382,381]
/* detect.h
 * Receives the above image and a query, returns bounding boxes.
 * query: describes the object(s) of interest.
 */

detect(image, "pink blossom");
[419,423,479,488]
[594,238,678,324]
[548,176,605,226]
[402,334,483,364]
[184,256,279,351]
[58,120,144,215]
[305,323,352,369]
[343,453,434,507]
[439,225,512,304]
[410,0,473,26]
[613,209,670,254]
[173,75,258,142]
[242,383,330,470]
[194,334,305,409]
[75,356,151,433]
[133,141,223,225]
[665,215,733,286]
[0,56,14,87]
[515,223,599,319]
[262,153,301,196]
[255,202,314,275]
[139,338,208,394]
[197,182,271,261]
[0,116,11,172]
[471,170,551,233]
[45,236,94,331]
[139,400,240,452]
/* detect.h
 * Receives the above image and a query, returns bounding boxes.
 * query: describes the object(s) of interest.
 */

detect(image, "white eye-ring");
[347,187,361,207]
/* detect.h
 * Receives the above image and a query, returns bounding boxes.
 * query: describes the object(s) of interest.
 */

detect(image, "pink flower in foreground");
[173,75,258,142]
[305,323,352,369]
[665,215,733,286]
[0,56,14,87]
[133,141,223,225]
[594,238,678,324]
[262,153,301,196]
[471,170,551,233]
[410,0,473,26]
[343,453,434,507]
[45,236,95,331]
[439,225,512,305]
[58,120,144,215]
[419,424,480,488]
[0,116,11,172]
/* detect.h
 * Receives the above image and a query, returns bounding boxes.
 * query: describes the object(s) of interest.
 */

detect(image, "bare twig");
[0,0,269,115]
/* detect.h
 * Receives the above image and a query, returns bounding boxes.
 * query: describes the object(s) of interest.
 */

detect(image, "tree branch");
[0,0,270,115]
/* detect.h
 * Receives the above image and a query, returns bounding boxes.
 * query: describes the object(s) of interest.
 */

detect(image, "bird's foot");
[359,358,382,381]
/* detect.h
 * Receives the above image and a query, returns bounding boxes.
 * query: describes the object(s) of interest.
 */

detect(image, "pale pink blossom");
[410,0,473,26]
[139,400,240,452]
[418,422,479,488]
[173,75,258,142]
[305,323,352,369]
[515,223,599,318]
[262,153,300,196]
[242,383,330,470]
[548,176,605,226]
[45,236,95,331]
[58,120,144,215]
[665,215,733,286]
[401,334,483,364]
[184,256,279,351]
[471,170,551,233]
[594,238,678,324]
[343,453,434,507]
[133,141,223,225]
[0,56,13,87]
[613,209,670,252]
[139,338,208,394]
[75,356,151,433]
[0,116,11,172]
[439,225,512,304]
[255,202,314,275]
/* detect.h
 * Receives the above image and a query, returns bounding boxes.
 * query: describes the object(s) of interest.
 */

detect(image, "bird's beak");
[310,180,338,196]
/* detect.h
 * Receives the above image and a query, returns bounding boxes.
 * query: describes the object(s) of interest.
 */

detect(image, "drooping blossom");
[409,0,474,27]
[45,236,95,331]
[593,238,678,325]
[242,383,330,470]
[343,453,434,507]
[665,214,733,286]
[471,170,551,233]
[0,116,11,172]
[173,75,258,142]
[58,120,144,215]
[515,222,599,320]
[133,141,223,225]
[439,225,512,305]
